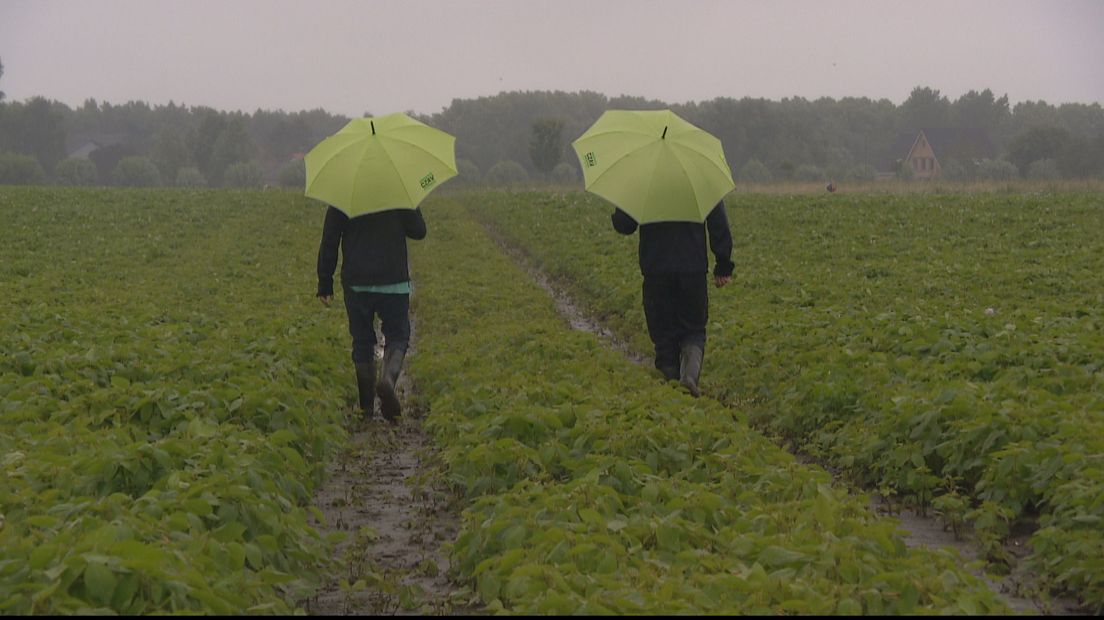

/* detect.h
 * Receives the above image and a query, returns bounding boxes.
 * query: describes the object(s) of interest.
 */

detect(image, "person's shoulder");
[707,201,730,220]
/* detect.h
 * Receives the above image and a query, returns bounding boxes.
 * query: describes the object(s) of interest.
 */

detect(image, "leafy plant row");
[0,188,352,613]
[469,189,1104,610]
[404,200,1006,614]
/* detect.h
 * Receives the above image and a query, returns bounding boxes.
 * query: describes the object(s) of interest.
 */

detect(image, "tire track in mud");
[474,214,1081,616]
[305,321,476,616]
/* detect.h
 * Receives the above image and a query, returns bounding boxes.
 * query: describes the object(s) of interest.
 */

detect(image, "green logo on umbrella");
[420,172,436,189]
[584,152,598,168]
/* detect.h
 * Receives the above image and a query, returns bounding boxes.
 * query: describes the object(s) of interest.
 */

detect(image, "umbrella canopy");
[305,113,457,218]
[572,109,734,224]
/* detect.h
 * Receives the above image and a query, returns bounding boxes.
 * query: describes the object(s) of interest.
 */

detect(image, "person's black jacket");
[612,201,734,277]
[317,206,426,296]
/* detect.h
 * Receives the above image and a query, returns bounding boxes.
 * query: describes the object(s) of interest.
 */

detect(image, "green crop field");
[0,188,350,613]
[1,185,1101,614]
[470,188,1104,610]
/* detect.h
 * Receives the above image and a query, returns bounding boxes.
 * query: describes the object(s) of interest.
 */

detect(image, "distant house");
[64,133,128,159]
[883,128,995,180]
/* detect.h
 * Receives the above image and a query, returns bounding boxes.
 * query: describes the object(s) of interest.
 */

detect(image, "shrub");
[176,167,207,188]
[738,158,773,183]
[224,161,265,188]
[778,160,795,180]
[795,164,826,182]
[845,164,877,182]
[0,152,47,185]
[977,159,1018,181]
[54,157,99,186]
[455,158,481,186]
[1026,158,1060,181]
[550,162,578,185]
[277,159,305,188]
[939,159,970,181]
[484,160,529,186]
[112,156,161,187]
[895,161,914,181]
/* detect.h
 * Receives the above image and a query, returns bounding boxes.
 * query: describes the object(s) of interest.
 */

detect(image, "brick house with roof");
[883,128,996,179]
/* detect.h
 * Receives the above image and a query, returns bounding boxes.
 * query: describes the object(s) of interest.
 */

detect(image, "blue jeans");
[343,289,410,363]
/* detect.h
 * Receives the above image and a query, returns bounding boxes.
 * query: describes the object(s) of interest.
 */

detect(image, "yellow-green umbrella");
[305,112,457,217]
[572,109,734,224]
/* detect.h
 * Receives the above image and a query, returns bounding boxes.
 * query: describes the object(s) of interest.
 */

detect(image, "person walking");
[317,206,426,421]
[612,200,733,397]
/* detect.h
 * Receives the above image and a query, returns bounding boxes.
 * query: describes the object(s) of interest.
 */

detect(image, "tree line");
[434,87,1104,185]
[1,55,1102,187]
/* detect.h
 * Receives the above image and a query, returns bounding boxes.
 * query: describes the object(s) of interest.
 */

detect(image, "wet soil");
[477,219,649,368]
[305,330,474,615]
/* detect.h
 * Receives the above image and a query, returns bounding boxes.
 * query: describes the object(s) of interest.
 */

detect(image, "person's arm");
[317,206,347,299]
[705,201,734,286]
[403,207,427,240]
[611,208,638,235]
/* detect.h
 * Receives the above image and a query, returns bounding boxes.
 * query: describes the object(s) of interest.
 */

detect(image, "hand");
[318,295,333,307]
[714,275,731,289]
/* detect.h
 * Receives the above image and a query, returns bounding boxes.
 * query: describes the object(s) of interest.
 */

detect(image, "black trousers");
[343,290,410,363]
[642,273,708,373]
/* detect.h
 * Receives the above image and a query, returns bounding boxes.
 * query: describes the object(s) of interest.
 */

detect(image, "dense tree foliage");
[484,159,529,185]
[175,166,206,187]
[952,89,1010,132]
[111,156,161,187]
[1,81,1102,186]
[898,87,952,132]
[1006,126,1071,175]
[54,157,98,186]
[223,160,265,188]
[550,161,577,184]
[0,152,45,185]
[0,97,67,172]
[977,158,1019,181]
[277,159,305,188]
[528,117,565,175]
[454,158,481,186]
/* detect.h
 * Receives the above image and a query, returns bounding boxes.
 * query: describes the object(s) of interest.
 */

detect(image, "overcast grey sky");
[2,0,1102,116]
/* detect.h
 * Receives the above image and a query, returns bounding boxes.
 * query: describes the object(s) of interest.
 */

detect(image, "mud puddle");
[305,327,476,615]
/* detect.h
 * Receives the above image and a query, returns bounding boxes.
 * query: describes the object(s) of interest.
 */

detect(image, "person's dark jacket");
[317,206,426,297]
[612,201,734,277]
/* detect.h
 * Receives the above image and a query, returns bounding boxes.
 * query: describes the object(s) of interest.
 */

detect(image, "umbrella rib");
[668,137,732,179]
[378,133,457,173]
[639,144,701,223]
[668,141,734,185]
[592,143,662,221]
[670,144,733,215]
[306,136,371,196]
[374,139,416,208]
[665,146,704,217]
[671,142,733,190]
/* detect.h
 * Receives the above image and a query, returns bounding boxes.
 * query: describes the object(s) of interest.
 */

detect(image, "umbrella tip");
[662,126,667,139]
[371,120,375,135]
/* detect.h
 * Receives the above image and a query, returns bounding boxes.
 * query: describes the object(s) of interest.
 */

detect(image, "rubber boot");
[354,359,376,417]
[377,346,406,422]
[679,344,703,398]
